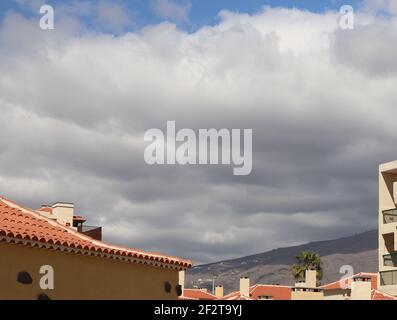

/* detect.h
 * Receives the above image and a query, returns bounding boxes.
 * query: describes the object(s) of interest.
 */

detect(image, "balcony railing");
[384,253,397,267]
[383,209,397,224]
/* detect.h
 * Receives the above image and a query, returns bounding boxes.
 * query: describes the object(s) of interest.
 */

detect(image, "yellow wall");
[323,289,350,300]
[291,290,323,300]
[0,241,180,300]
[351,281,371,300]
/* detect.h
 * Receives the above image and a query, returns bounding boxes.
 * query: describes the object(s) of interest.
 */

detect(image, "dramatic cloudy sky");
[0,0,397,264]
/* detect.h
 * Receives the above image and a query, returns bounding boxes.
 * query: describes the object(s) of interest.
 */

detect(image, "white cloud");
[152,0,191,23]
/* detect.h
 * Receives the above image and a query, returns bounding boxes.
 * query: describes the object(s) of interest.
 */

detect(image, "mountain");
[186,230,378,294]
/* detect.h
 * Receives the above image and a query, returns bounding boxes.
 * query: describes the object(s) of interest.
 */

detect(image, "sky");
[0,0,372,31]
[0,0,397,264]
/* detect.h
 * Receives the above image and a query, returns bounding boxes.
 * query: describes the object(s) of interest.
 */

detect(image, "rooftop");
[0,195,192,270]
[181,289,217,300]
[223,284,292,300]
[320,272,377,291]
[372,289,397,300]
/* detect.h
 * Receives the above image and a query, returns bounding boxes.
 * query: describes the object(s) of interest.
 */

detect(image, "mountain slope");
[186,230,378,293]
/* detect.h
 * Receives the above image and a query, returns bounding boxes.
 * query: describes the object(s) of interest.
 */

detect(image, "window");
[380,270,397,286]
[383,209,397,224]
[384,253,397,267]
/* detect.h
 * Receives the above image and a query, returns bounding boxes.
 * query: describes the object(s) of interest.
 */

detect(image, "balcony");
[384,253,397,267]
[383,209,397,224]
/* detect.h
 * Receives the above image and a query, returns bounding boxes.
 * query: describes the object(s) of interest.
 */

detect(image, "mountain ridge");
[186,230,378,293]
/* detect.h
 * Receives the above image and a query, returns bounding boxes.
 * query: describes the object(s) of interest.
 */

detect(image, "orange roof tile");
[179,295,199,300]
[224,293,252,300]
[372,289,397,300]
[0,196,192,270]
[182,289,217,300]
[250,284,292,300]
[320,272,377,291]
[223,284,291,300]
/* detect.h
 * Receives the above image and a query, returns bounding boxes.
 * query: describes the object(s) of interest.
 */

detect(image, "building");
[0,196,192,299]
[291,269,323,300]
[320,272,377,300]
[183,271,397,300]
[379,161,397,296]
[212,277,292,300]
[222,281,291,300]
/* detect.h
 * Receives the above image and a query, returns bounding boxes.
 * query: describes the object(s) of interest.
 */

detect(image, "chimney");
[351,276,372,300]
[215,285,224,298]
[240,277,250,297]
[305,269,317,288]
[178,271,185,293]
[51,202,74,227]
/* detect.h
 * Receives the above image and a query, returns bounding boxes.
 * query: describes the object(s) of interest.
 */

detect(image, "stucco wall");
[323,289,349,300]
[291,290,323,300]
[0,241,180,300]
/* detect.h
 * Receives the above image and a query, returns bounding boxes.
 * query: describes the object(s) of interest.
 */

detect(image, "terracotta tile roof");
[250,284,292,300]
[222,291,251,300]
[0,196,192,270]
[372,289,397,300]
[182,289,217,300]
[320,272,377,291]
[223,284,291,300]
[179,295,199,300]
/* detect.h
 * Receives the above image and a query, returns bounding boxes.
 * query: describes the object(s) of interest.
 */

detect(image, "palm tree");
[292,250,323,282]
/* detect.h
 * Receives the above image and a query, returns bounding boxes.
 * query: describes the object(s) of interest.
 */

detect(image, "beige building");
[183,271,397,301]
[291,269,323,300]
[219,271,323,300]
[0,196,192,299]
[378,161,397,296]
[321,273,378,300]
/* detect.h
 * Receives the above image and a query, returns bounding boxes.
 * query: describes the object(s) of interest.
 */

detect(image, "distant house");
[180,288,217,300]
[320,272,377,300]
[0,196,192,299]
[223,282,292,300]
[182,271,397,300]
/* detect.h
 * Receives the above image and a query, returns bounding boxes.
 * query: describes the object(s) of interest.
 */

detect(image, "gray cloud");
[0,6,395,264]
[151,0,191,23]
[333,23,397,76]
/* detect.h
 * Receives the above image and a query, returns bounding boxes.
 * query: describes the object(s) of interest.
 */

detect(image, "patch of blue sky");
[0,0,367,34]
